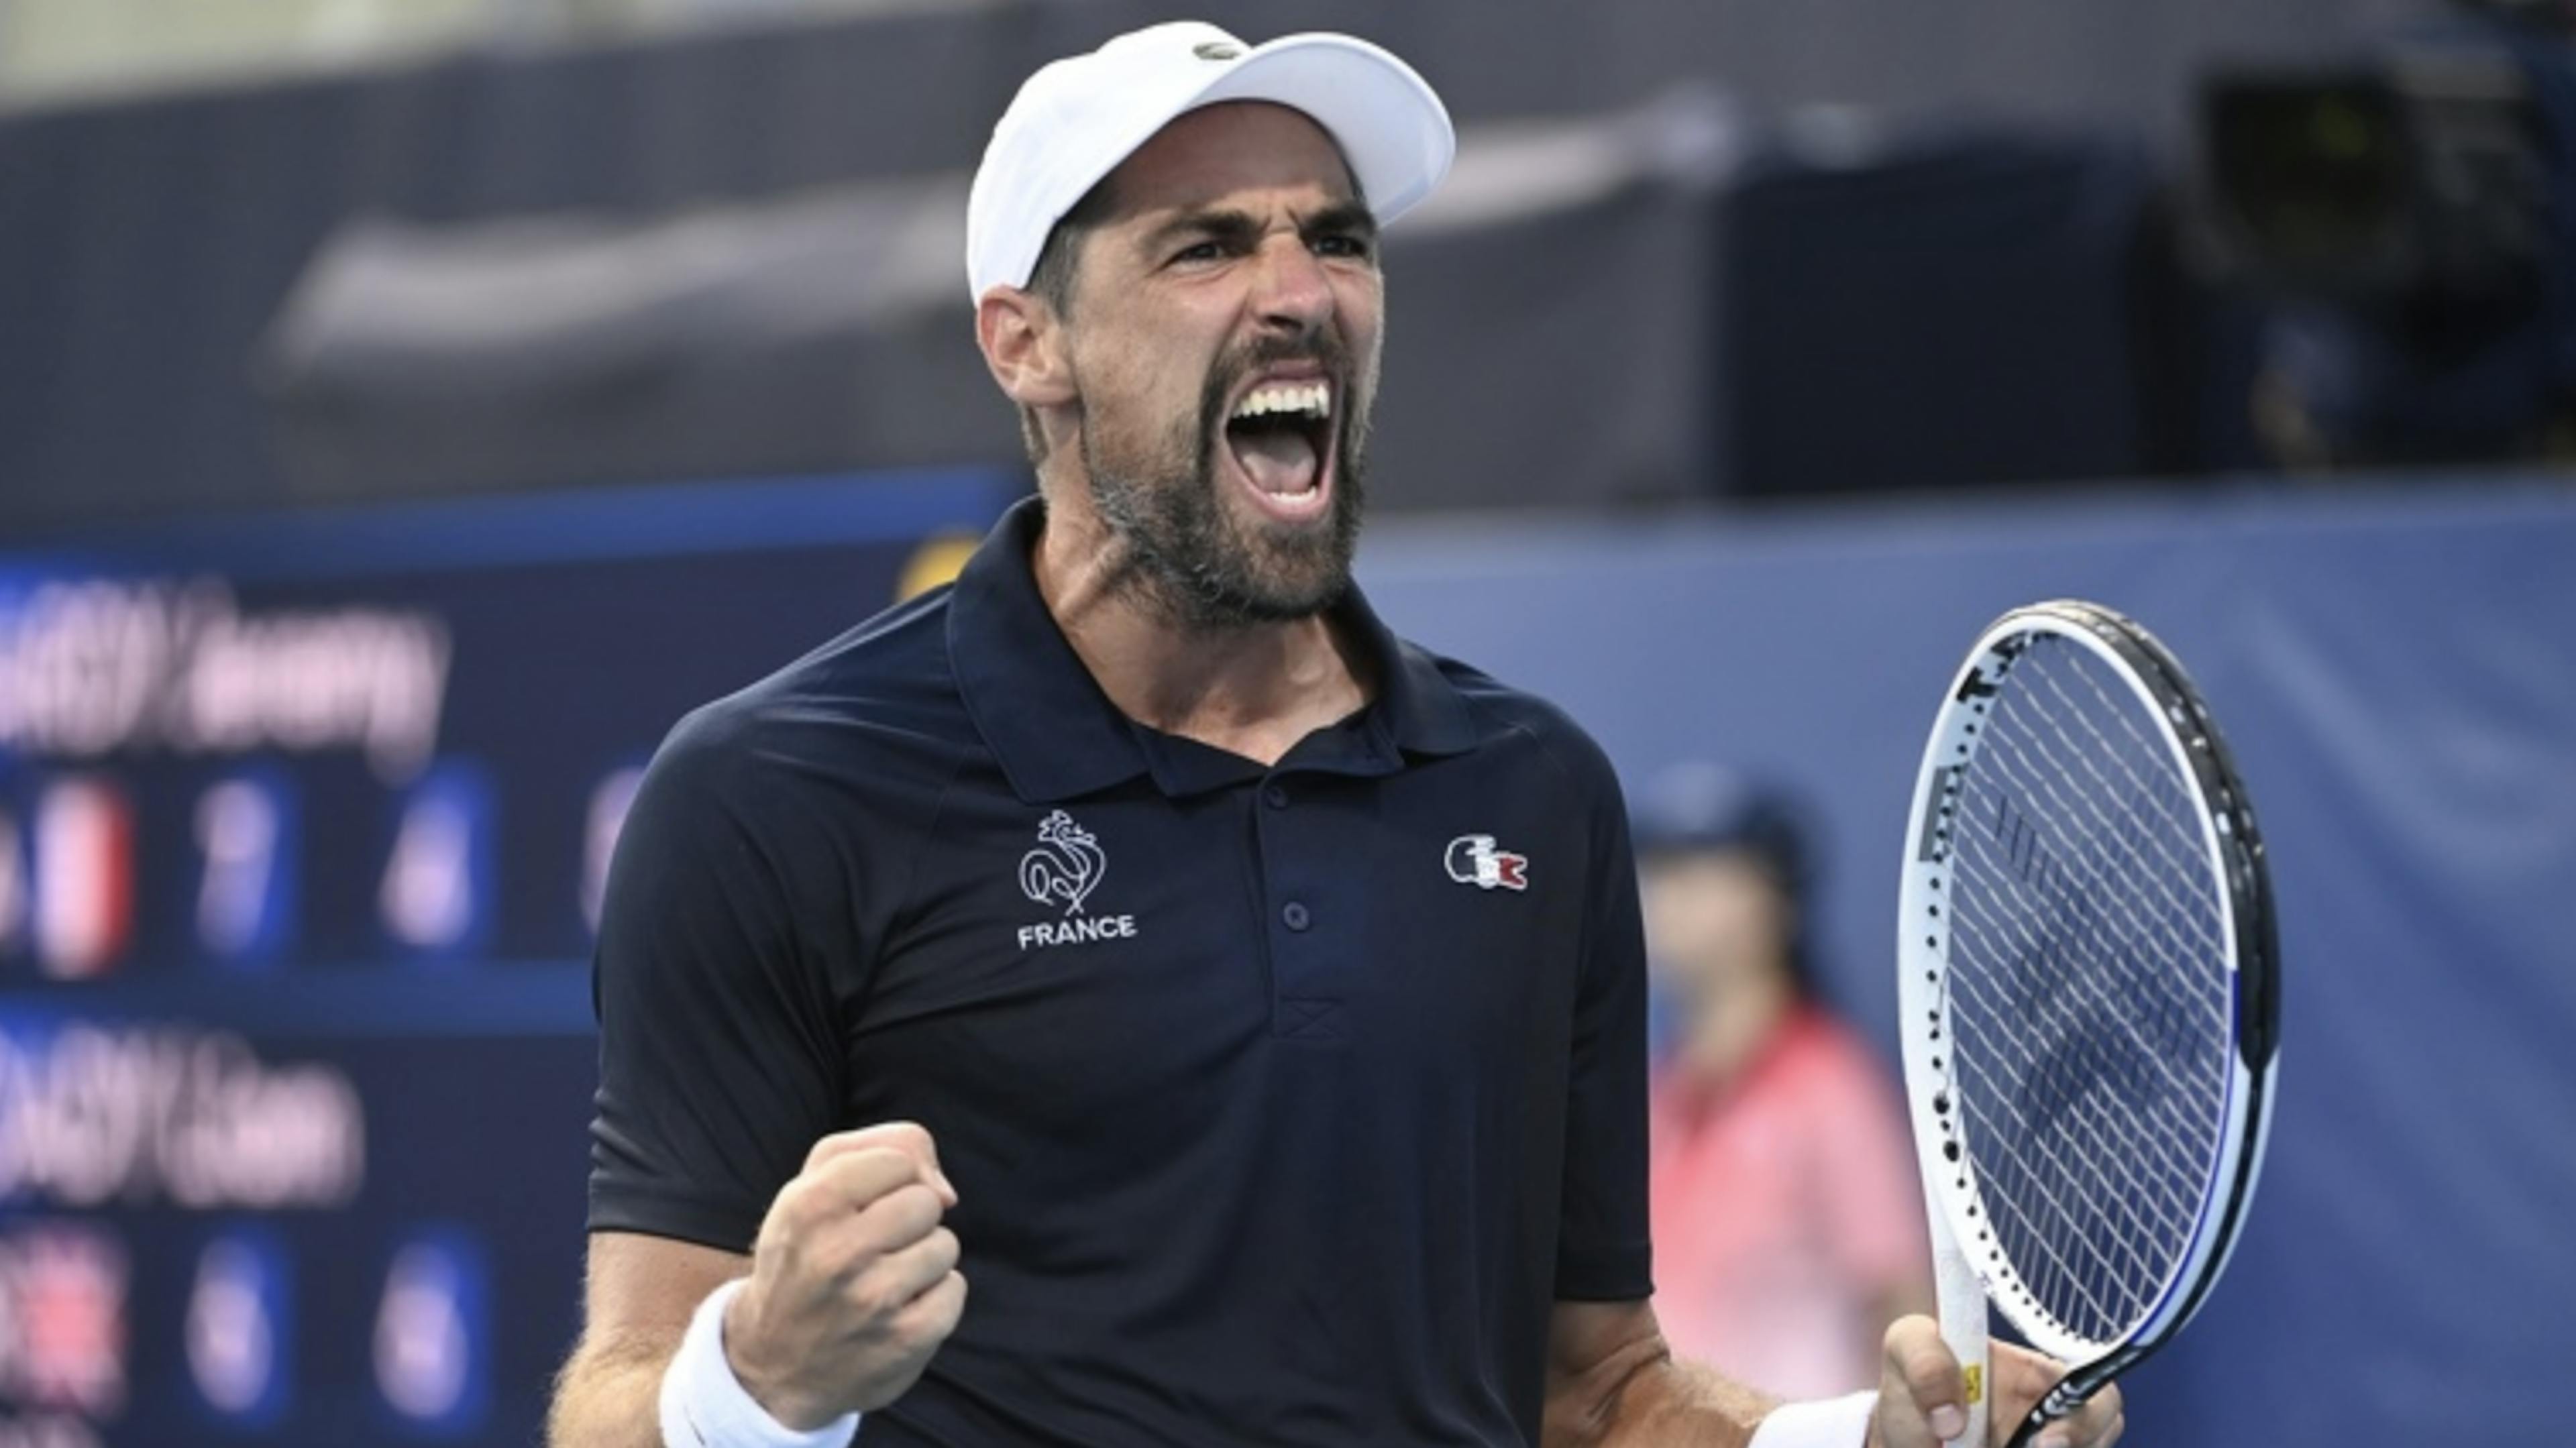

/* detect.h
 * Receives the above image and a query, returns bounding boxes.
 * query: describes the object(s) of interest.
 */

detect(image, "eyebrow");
[1139,200,1380,256]
[1304,201,1379,243]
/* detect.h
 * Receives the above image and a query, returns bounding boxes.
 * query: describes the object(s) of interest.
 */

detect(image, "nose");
[1248,234,1333,340]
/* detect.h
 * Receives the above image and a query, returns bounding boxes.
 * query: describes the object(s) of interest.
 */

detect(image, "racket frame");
[1896,600,2280,1441]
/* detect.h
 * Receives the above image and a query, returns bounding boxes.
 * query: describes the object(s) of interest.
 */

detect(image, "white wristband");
[1748,1390,1878,1448]
[660,1278,861,1448]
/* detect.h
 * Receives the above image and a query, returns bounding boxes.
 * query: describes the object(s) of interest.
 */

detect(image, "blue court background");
[3,471,2566,1445]
[1360,477,2576,1446]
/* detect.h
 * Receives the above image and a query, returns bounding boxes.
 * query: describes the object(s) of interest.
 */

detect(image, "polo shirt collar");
[948,496,1482,804]
[1339,571,1483,761]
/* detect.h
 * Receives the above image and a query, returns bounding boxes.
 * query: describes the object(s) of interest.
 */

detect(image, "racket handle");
[1932,1232,1990,1447]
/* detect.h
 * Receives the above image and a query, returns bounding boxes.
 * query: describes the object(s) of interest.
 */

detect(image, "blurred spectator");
[1632,762,1931,1398]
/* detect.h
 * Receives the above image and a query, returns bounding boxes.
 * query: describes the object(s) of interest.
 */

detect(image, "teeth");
[1229,382,1331,423]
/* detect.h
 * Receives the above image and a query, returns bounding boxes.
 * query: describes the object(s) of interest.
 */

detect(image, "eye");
[1169,239,1223,266]
[1314,233,1373,260]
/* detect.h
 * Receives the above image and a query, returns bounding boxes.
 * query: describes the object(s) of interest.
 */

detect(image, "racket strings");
[1972,651,2229,1080]
[1949,923,2211,1224]
[2019,663,2232,969]
[1959,700,2224,1178]
[1949,1016,2204,1327]
[1951,717,2225,1331]
[1946,887,2208,1232]
[1949,778,2216,1334]
[1971,658,2222,970]
[1942,636,2233,1346]
[1949,845,2206,1334]
[1945,907,2200,1328]
[1966,705,2232,1084]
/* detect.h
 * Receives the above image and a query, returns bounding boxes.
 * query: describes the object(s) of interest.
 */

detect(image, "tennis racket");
[1894,600,2281,1447]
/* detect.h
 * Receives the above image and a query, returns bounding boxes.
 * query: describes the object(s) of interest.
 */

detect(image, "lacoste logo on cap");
[1193,42,1242,60]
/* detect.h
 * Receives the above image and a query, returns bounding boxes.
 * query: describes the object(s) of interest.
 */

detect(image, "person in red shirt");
[1635,763,1935,1400]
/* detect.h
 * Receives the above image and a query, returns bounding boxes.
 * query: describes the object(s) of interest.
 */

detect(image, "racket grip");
[1932,1233,1990,1447]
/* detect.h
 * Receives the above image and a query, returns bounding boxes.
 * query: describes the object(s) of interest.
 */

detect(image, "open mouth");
[1221,377,1335,522]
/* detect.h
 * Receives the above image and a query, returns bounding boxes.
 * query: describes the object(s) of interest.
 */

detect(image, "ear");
[977,286,1079,410]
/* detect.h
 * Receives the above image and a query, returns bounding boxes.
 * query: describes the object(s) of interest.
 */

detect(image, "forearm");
[1605,1356,1780,1448]
[547,1329,680,1448]
[1548,1340,1778,1448]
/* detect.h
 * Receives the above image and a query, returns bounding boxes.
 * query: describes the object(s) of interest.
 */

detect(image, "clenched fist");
[722,1121,968,1430]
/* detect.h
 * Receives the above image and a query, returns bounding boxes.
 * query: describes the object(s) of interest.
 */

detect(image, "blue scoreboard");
[0,470,1018,1447]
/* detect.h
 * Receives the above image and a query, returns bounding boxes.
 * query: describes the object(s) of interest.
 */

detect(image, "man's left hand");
[1870,1316,2123,1448]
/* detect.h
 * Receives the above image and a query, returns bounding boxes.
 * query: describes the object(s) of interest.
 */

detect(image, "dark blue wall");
[4,472,2562,1444]
[1359,477,2576,1446]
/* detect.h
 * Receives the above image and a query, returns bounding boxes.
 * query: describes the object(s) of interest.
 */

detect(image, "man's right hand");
[721,1121,968,1429]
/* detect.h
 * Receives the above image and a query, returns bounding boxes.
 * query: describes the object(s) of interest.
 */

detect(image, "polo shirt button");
[1263,783,1289,810]
[1281,901,1311,931]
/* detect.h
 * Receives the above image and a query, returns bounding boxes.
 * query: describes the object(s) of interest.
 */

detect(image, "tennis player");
[547,23,2125,1448]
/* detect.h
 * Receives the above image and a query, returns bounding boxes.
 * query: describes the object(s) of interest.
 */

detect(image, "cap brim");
[1192,32,1454,225]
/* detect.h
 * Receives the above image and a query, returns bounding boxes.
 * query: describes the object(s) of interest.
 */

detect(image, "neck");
[1030,481,1373,767]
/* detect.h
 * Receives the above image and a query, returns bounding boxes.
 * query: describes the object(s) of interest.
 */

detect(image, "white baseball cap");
[964,21,1455,304]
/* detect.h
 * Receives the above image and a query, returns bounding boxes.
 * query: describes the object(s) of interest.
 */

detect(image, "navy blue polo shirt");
[589,498,1653,1446]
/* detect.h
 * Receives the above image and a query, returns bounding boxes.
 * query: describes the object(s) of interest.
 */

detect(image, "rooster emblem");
[1019,810,1108,916]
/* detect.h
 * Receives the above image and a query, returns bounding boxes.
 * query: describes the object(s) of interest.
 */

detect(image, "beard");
[1079,331,1373,631]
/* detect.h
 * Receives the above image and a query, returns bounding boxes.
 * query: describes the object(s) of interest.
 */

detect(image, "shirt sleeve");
[1553,755,1656,1302]
[586,706,852,1253]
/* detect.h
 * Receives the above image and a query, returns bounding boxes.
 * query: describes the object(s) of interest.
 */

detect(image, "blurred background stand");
[0,0,2498,536]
